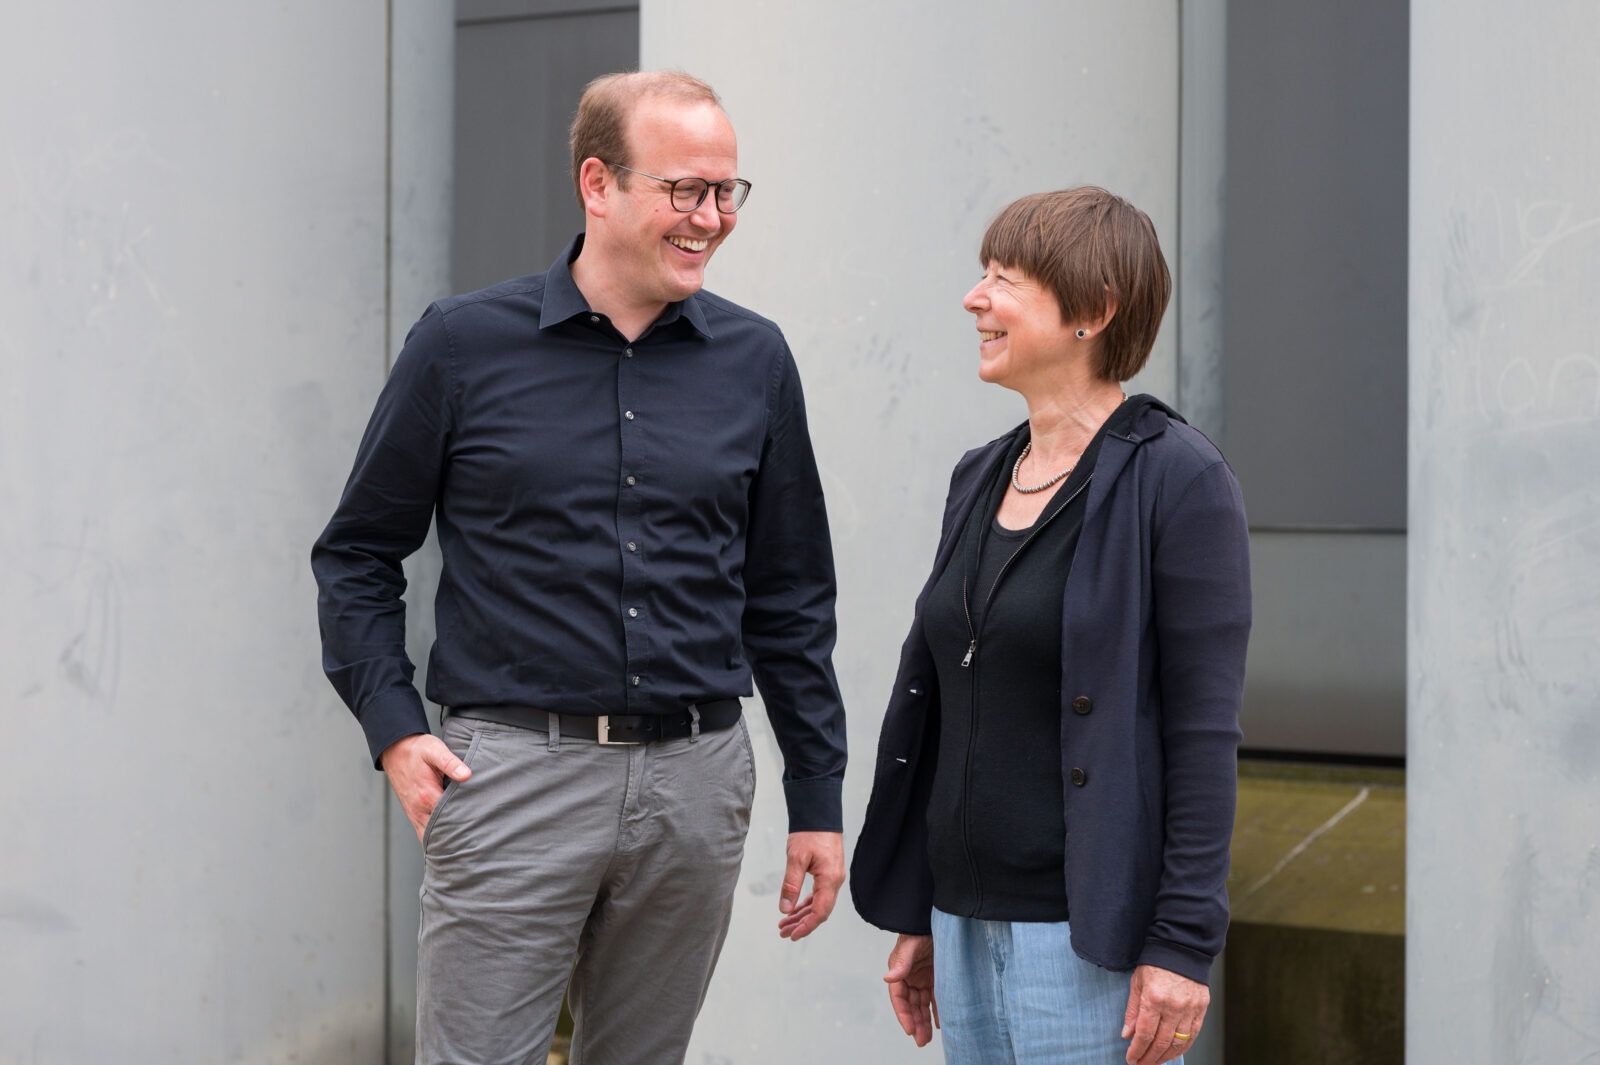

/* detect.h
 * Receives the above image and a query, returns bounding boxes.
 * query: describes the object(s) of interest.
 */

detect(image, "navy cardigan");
[849,398,1250,985]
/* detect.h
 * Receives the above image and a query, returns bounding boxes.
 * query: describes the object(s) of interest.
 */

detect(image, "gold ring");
[1173,1032,1192,1041]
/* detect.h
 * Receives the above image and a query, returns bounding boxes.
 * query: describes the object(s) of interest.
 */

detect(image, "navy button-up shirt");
[313,235,847,831]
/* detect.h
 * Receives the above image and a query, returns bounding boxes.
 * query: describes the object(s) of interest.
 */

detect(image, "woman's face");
[962,262,1078,390]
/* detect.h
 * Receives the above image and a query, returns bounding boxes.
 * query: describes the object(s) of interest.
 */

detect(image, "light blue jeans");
[931,908,1182,1065]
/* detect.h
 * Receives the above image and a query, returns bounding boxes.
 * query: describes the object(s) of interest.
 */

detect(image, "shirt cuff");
[783,775,844,833]
[1136,936,1216,986]
[358,689,432,768]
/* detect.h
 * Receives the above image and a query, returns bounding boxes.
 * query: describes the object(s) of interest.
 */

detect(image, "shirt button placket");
[618,341,645,706]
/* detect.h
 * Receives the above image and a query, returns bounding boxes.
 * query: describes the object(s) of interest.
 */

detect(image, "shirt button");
[624,410,635,420]
[1071,767,1088,787]
[630,675,641,687]
[589,315,600,323]
[627,607,639,618]
[626,541,638,552]
[1072,695,1093,715]
[625,475,637,486]
[624,347,634,357]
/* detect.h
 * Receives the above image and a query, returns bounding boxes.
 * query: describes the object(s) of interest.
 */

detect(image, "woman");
[848,187,1250,1065]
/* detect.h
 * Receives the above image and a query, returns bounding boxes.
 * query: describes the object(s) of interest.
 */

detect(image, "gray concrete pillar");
[643,3,1179,1060]
[0,4,450,1060]
[1177,0,1228,441]
[385,3,456,1059]
[1409,2,1600,1061]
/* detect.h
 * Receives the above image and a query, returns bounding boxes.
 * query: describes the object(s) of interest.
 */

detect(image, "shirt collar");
[539,233,714,340]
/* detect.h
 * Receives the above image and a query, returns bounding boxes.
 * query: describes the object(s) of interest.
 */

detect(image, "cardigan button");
[1071,767,1087,787]
[1072,695,1092,715]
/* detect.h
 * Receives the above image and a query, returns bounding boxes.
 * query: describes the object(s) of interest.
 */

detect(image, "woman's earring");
[1076,329,1088,339]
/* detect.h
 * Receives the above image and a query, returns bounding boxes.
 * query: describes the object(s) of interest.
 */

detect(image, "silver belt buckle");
[595,715,641,746]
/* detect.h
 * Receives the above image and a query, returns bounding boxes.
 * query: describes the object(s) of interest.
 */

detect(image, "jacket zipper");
[958,475,1089,669]
[958,574,984,911]
[956,474,1091,915]
[961,576,976,666]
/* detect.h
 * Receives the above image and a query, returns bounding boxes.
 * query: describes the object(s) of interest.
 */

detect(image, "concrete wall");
[0,4,450,1061]
[1408,1,1600,1061]
[386,5,457,1062]
[1177,0,1228,441]
[643,3,1180,1060]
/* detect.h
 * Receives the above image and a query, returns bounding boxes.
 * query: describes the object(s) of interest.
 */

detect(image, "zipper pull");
[961,640,976,668]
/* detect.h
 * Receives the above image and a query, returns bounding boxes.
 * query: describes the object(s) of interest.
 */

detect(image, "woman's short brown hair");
[979,187,1171,382]
[568,70,723,206]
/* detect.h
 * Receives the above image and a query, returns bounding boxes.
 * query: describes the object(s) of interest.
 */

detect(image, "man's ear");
[577,157,612,218]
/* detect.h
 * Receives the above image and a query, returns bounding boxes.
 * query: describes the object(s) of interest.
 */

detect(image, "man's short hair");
[978,186,1172,382]
[569,70,724,207]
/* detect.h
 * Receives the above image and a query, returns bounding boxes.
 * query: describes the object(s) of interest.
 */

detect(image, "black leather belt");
[447,699,741,745]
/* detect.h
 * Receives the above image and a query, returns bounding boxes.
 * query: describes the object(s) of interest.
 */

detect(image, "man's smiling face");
[604,97,739,305]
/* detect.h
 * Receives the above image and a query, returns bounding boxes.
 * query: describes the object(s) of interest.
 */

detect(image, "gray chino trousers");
[416,710,757,1065]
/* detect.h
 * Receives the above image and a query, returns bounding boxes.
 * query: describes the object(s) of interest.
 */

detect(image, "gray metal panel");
[1409,1,1600,1059]
[1242,532,1406,758]
[0,4,420,1061]
[460,0,638,21]
[453,9,640,291]
[1221,0,1409,529]
[645,3,1178,1060]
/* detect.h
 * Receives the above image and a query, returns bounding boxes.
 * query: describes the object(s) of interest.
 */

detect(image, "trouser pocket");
[735,716,758,804]
[421,719,487,853]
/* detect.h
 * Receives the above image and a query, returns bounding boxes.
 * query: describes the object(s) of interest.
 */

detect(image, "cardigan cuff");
[1136,936,1216,986]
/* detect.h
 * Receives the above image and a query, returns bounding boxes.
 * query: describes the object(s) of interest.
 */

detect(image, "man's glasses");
[606,162,752,214]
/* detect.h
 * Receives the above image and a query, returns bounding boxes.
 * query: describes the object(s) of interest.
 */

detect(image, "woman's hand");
[1122,964,1209,1064]
[884,933,939,1046]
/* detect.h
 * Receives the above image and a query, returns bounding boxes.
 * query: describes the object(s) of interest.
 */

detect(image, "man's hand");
[775,830,845,940]
[1122,964,1209,1065]
[379,733,472,843]
[884,933,938,1047]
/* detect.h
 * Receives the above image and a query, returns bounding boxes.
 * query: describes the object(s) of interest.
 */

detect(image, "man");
[312,70,847,1064]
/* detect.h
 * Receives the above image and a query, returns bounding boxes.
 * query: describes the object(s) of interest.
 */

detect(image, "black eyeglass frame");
[604,161,753,214]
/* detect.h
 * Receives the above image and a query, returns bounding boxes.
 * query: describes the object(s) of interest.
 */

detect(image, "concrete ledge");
[1225,760,1405,1061]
